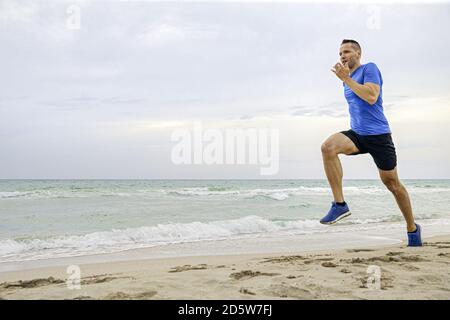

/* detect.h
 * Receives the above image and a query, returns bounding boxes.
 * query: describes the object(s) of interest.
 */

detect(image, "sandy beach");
[1,233,449,300]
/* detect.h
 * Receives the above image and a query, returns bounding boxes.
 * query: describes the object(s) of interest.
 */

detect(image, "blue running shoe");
[407,223,422,247]
[320,201,351,225]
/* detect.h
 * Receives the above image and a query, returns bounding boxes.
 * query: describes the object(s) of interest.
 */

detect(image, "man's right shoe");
[320,201,351,225]
[407,223,422,247]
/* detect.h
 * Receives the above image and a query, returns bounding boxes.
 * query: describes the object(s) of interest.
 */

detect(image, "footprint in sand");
[264,284,316,299]
[81,274,135,285]
[260,255,307,264]
[399,264,420,271]
[0,274,133,291]
[229,270,280,280]
[72,296,92,300]
[168,264,208,273]
[414,274,442,284]
[239,288,256,295]
[0,277,64,289]
[437,252,450,258]
[321,262,337,268]
[424,241,450,248]
[346,249,376,253]
[103,290,157,300]
[344,254,427,264]
[340,268,352,273]
[316,257,335,262]
[386,251,404,256]
[397,255,428,262]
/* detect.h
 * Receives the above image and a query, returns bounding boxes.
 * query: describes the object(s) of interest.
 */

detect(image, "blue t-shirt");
[343,62,391,135]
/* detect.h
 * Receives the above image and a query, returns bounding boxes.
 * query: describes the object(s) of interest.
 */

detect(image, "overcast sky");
[1,0,449,179]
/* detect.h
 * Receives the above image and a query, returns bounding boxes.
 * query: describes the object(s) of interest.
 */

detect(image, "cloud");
[135,15,222,48]
[243,115,258,121]
[290,102,348,118]
[0,1,39,24]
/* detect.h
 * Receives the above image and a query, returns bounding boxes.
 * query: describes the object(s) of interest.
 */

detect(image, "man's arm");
[331,62,380,105]
[344,79,380,105]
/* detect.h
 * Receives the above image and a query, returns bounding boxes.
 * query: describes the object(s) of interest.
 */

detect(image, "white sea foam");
[2,215,447,262]
[0,216,291,261]
[161,186,450,200]
[0,191,36,198]
[2,185,450,200]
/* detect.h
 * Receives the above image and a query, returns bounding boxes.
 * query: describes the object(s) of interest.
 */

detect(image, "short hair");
[341,39,361,54]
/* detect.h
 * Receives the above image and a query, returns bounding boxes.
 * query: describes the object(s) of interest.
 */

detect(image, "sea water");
[1,179,449,262]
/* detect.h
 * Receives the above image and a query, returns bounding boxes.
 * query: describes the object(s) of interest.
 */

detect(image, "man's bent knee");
[322,133,359,156]
[321,141,336,156]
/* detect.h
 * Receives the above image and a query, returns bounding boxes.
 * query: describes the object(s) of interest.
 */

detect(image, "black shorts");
[340,129,397,171]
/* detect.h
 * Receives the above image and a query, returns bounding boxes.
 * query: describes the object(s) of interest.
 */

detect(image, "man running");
[320,39,422,246]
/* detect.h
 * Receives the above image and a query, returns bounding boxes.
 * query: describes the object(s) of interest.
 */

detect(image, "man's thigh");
[323,132,360,155]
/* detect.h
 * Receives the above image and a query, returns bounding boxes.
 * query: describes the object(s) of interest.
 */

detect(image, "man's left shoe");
[407,223,422,247]
[320,201,351,225]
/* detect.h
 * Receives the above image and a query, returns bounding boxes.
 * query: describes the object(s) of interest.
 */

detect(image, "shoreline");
[2,219,450,273]
[1,231,450,299]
